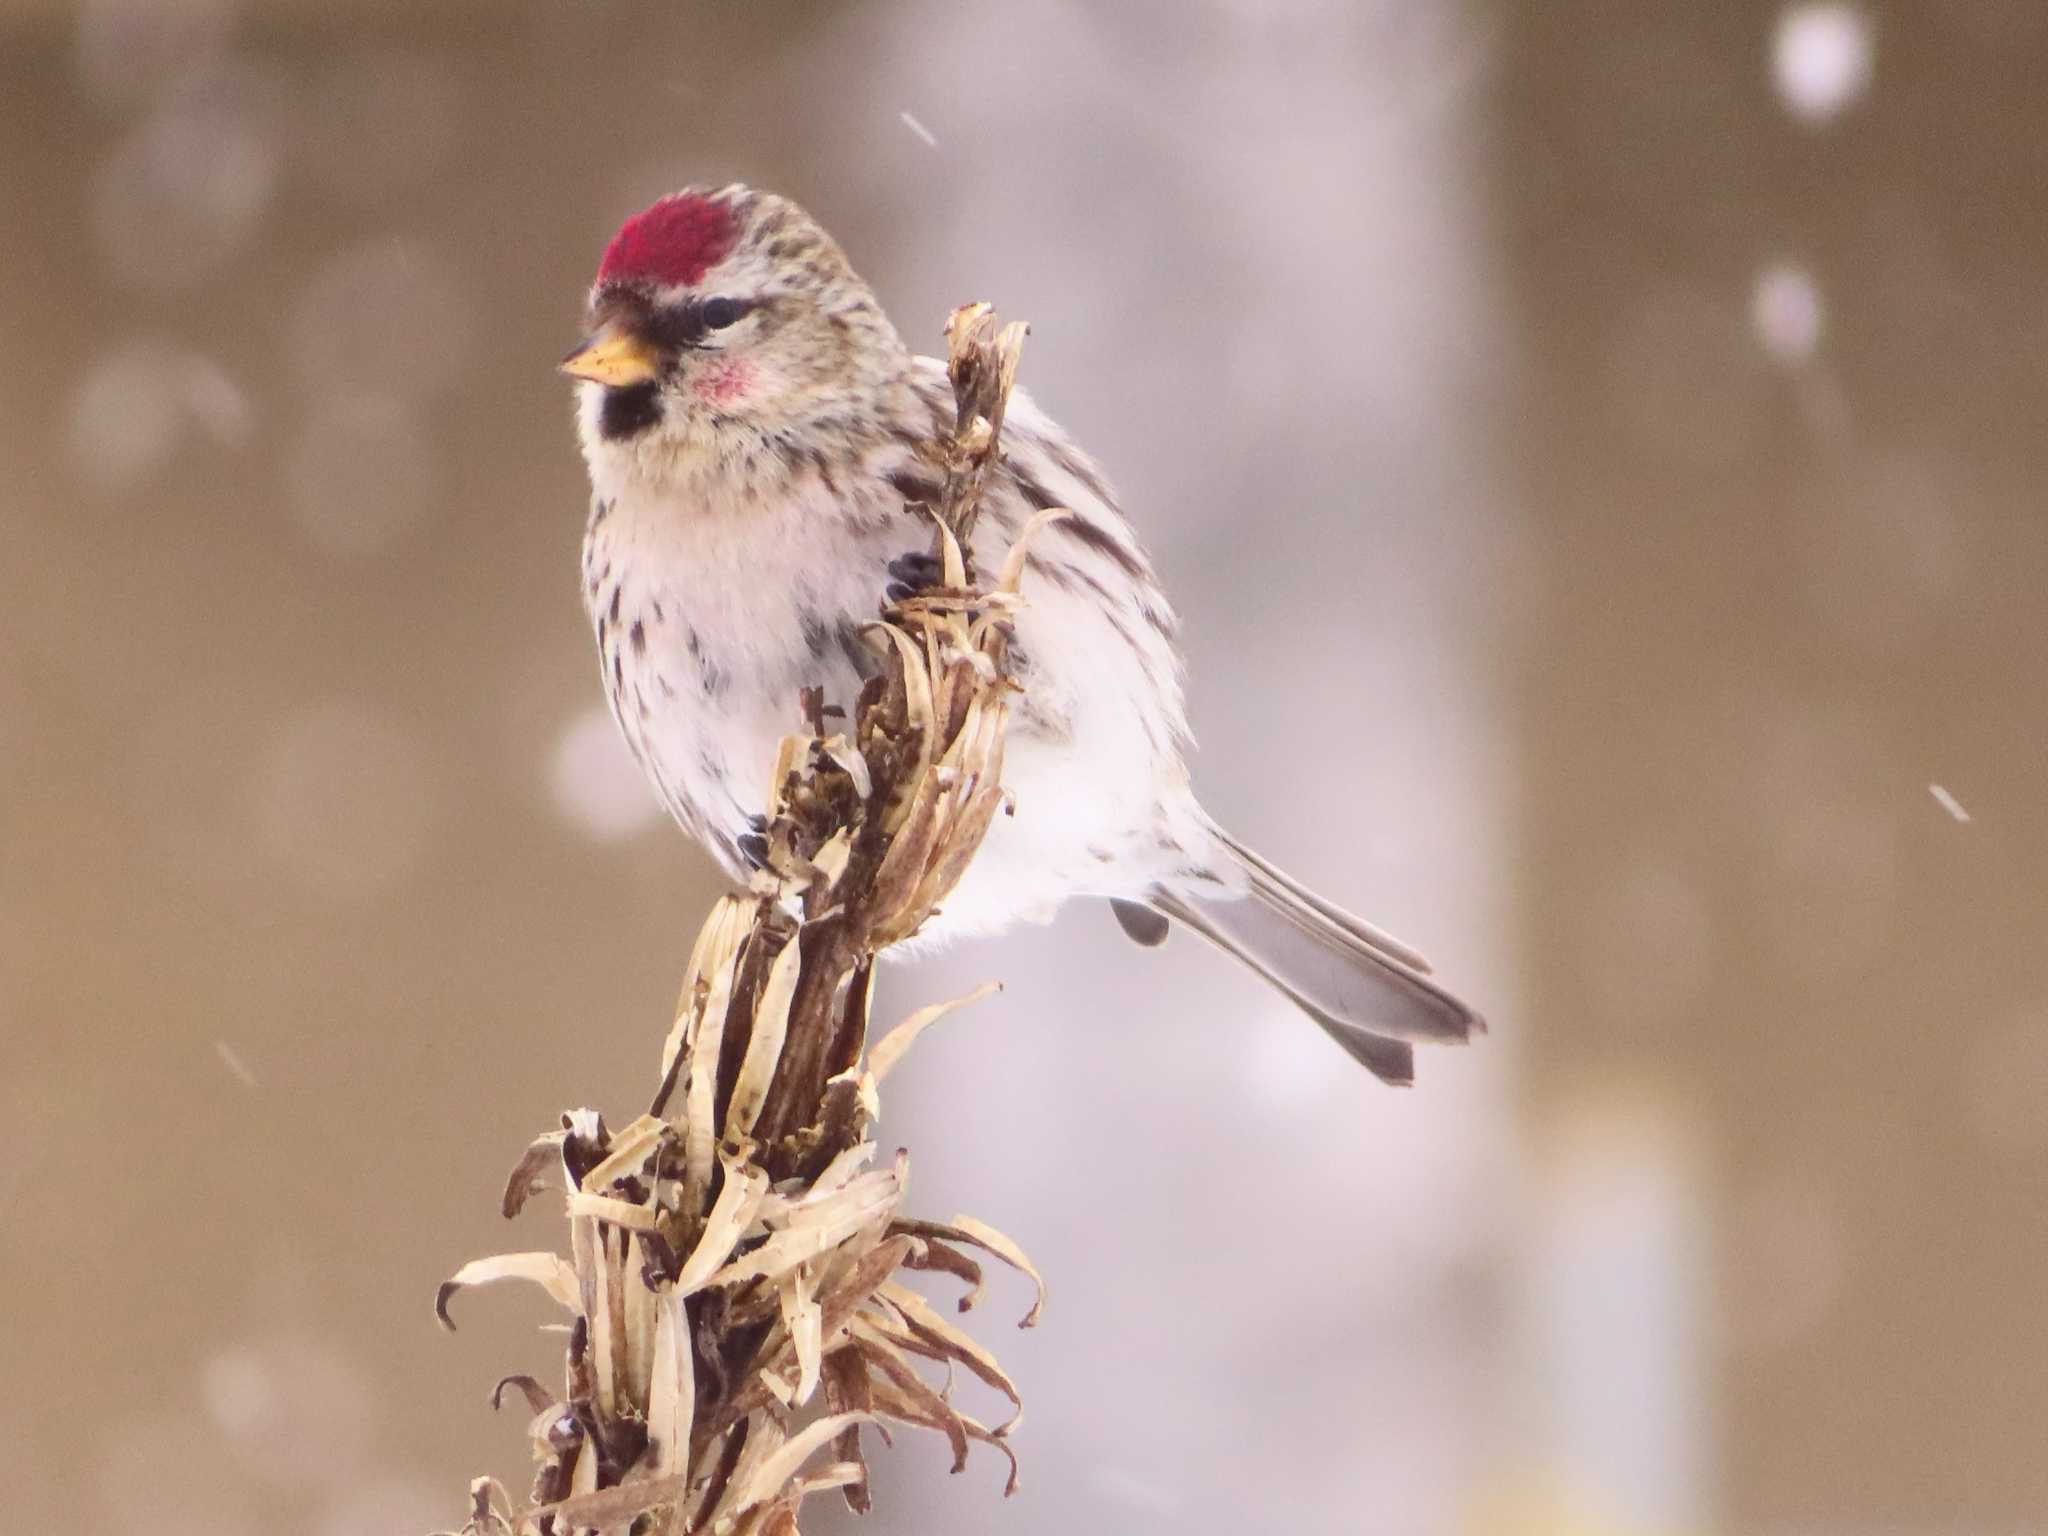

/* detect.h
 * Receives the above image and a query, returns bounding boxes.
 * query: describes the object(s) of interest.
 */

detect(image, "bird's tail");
[1145,831,1483,1086]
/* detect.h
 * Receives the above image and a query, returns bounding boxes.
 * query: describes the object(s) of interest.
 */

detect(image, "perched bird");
[563,183,1481,1084]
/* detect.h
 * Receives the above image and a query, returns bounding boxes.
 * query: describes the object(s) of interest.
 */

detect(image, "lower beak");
[560,327,660,387]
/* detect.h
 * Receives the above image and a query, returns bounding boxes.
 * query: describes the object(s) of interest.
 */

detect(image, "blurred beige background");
[5,2,2046,1532]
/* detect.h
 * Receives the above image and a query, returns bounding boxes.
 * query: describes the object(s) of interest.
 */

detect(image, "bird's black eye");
[699,297,745,330]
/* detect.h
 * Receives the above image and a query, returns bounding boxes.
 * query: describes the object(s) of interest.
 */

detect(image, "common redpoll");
[563,184,1481,1083]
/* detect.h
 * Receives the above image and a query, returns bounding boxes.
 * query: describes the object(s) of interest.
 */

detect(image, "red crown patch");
[597,194,740,289]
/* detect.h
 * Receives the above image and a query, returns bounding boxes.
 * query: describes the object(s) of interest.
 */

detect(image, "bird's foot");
[885,549,944,603]
[738,813,771,871]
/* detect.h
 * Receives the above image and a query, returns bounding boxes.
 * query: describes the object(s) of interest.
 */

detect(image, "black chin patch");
[599,382,663,441]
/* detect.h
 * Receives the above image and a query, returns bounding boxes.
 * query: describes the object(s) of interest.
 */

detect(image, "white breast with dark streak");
[579,363,1226,941]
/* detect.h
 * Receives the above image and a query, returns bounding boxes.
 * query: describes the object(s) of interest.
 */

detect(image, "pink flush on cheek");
[695,358,752,406]
[597,194,740,289]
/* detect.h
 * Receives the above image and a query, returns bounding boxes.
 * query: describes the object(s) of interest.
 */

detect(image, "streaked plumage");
[567,183,1481,1083]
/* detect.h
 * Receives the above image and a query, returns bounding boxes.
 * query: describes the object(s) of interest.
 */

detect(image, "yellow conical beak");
[559,326,660,387]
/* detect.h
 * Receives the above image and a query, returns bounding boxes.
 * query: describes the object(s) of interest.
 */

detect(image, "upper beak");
[560,325,660,387]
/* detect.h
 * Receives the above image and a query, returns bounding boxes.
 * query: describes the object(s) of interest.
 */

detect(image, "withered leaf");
[490,1375,555,1416]
[877,1278,1023,1432]
[852,1320,969,1472]
[897,1235,987,1312]
[725,935,802,1139]
[500,1131,567,1220]
[436,1252,581,1331]
[891,1217,1045,1327]
[865,980,1002,1086]
[522,1470,686,1532]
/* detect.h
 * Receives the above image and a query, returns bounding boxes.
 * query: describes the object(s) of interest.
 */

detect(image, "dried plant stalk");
[434,306,1054,1536]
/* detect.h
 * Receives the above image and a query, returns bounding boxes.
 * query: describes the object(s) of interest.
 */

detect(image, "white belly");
[578,381,1209,944]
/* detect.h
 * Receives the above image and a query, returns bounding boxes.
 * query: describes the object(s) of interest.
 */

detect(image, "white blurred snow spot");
[1773,3,1874,124]
[1927,783,1971,823]
[288,236,475,401]
[202,1333,377,1482]
[549,704,664,842]
[898,109,938,148]
[69,347,186,492]
[68,342,249,494]
[182,355,253,446]
[1751,260,1825,364]
[200,1345,278,1439]
[213,1039,259,1088]
[91,61,284,291]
